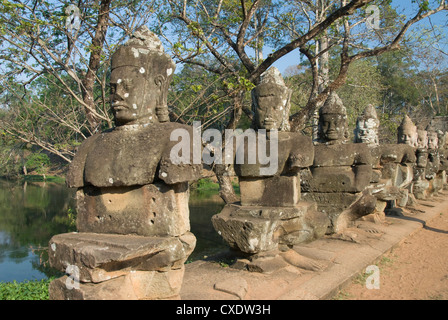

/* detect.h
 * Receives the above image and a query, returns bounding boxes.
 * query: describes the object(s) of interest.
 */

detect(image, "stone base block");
[301,192,361,217]
[433,175,444,194]
[397,189,409,207]
[303,165,371,193]
[382,163,413,188]
[301,192,368,234]
[211,203,328,254]
[76,182,190,237]
[413,180,430,200]
[48,232,196,283]
[239,175,300,207]
[49,267,185,300]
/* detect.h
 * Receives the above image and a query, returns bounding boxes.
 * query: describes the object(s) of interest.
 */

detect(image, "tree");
[0,0,161,165]
[156,0,448,203]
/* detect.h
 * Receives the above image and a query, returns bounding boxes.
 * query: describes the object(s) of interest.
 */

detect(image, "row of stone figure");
[213,87,448,258]
[47,26,448,300]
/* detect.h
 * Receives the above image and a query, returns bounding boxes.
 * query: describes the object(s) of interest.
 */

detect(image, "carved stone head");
[427,130,439,150]
[110,26,176,126]
[437,130,447,150]
[354,104,379,146]
[417,127,428,149]
[251,67,292,131]
[318,92,349,144]
[397,115,418,147]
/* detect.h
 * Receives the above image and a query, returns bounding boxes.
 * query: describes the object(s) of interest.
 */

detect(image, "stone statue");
[353,108,416,218]
[354,104,380,146]
[426,126,442,195]
[212,67,329,273]
[48,26,202,300]
[397,115,418,148]
[417,127,429,149]
[437,130,448,185]
[302,93,376,234]
[317,92,350,145]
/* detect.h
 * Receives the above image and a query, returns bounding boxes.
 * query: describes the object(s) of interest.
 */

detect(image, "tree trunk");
[81,0,112,133]
[213,91,245,204]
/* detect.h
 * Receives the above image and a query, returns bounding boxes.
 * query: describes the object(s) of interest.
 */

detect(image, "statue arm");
[66,134,101,188]
[288,134,315,171]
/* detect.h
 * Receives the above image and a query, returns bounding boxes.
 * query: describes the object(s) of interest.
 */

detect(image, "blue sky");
[270,0,448,75]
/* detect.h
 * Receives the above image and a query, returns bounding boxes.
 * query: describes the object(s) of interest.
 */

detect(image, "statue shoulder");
[158,122,203,184]
[66,133,102,188]
[287,132,314,168]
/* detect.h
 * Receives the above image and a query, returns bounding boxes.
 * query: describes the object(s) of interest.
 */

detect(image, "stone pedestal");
[76,182,190,237]
[48,27,203,300]
[48,232,195,300]
[48,182,196,300]
[211,202,327,254]
[239,175,300,207]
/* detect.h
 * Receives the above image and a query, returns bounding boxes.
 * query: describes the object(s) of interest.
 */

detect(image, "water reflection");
[0,179,76,282]
[0,179,228,282]
[188,189,228,261]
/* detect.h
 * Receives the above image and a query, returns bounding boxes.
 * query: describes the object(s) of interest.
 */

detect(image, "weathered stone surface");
[76,182,190,237]
[432,175,444,195]
[48,232,196,283]
[239,175,300,207]
[252,67,292,132]
[211,203,328,254]
[66,122,202,188]
[354,104,379,146]
[417,128,428,149]
[416,148,429,168]
[233,131,314,177]
[50,26,201,300]
[49,268,185,300]
[370,144,416,167]
[370,169,382,182]
[304,165,372,193]
[317,92,349,144]
[301,191,363,233]
[246,256,289,274]
[426,148,440,179]
[313,143,372,167]
[370,184,401,201]
[333,192,377,233]
[413,179,430,199]
[396,189,409,207]
[214,277,248,299]
[397,115,418,147]
[213,67,329,258]
[381,163,413,189]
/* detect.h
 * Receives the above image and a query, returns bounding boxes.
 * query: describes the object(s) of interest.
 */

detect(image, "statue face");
[110,66,160,126]
[356,118,378,145]
[417,130,428,149]
[320,114,347,142]
[398,128,417,147]
[253,84,288,131]
[428,132,439,149]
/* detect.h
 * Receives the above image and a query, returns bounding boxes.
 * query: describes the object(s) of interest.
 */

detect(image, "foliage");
[0,0,447,178]
[192,178,220,191]
[25,152,50,174]
[0,278,53,300]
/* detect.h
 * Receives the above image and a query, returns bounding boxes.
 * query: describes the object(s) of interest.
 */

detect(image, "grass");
[192,178,220,191]
[191,177,240,194]
[0,279,53,300]
[332,290,353,300]
[22,175,65,184]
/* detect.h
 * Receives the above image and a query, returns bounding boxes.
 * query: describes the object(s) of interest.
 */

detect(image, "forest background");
[1,0,447,202]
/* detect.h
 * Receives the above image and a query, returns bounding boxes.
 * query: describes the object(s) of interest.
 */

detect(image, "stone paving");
[180,191,448,300]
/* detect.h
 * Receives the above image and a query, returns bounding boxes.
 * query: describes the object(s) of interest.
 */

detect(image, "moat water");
[0,179,227,283]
